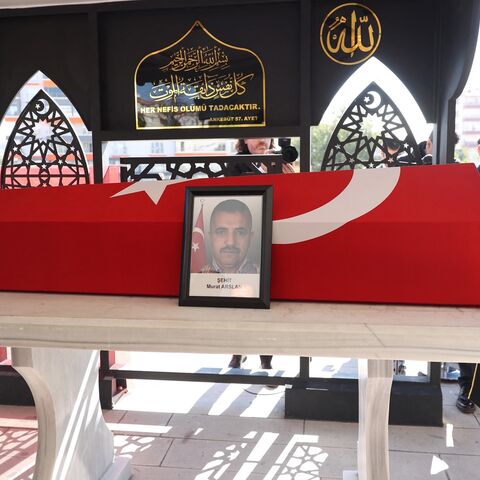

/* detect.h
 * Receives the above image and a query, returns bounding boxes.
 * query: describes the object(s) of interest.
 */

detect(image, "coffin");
[0,163,478,306]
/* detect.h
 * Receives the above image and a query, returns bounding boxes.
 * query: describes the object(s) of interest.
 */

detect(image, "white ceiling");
[0,0,134,8]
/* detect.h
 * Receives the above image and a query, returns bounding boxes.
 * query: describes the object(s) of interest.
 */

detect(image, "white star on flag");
[192,242,199,252]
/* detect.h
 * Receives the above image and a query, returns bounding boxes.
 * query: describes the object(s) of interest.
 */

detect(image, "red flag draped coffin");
[0,164,479,305]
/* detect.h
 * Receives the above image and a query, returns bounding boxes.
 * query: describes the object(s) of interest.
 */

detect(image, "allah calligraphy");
[135,21,266,129]
[320,3,381,65]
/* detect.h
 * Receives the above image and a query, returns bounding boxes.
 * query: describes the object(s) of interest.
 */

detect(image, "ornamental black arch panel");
[1,89,90,189]
[321,82,422,171]
[134,20,266,130]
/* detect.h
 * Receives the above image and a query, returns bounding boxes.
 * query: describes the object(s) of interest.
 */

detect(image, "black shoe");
[456,386,476,414]
[228,355,246,369]
[260,355,272,370]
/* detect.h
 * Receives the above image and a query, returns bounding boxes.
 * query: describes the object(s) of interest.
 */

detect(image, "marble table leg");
[357,359,394,480]
[343,359,394,480]
[11,347,131,480]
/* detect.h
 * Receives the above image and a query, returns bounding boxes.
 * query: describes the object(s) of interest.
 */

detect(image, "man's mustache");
[220,247,240,254]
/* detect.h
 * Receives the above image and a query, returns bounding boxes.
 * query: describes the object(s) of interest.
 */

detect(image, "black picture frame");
[179,185,273,308]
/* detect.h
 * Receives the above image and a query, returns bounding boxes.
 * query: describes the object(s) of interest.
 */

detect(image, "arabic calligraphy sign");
[320,3,381,66]
[135,21,266,129]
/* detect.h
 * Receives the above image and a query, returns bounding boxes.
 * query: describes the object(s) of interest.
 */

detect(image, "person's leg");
[260,355,272,369]
[228,355,246,368]
[457,363,476,413]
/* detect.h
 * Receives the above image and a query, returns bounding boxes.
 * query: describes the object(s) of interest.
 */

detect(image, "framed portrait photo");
[179,185,273,308]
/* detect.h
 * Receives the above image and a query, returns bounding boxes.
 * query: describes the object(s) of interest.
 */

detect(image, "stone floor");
[0,355,479,479]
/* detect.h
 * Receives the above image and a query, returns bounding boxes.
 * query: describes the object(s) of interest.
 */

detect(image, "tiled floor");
[1,355,479,479]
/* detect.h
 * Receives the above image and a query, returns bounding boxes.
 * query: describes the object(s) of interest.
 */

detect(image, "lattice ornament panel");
[120,156,283,182]
[1,90,90,189]
[322,82,422,171]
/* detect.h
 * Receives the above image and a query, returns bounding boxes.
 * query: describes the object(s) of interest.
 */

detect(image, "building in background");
[456,33,480,165]
[0,71,93,169]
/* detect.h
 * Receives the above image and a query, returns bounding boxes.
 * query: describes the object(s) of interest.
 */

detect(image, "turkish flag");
[190,204,207,273]
[0,164,479,305]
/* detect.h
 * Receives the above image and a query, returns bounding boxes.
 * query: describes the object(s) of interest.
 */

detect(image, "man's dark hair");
[210,199,252,230]
[418,140,427,158]
[235,138,274,154]
[477,138,480,145]
[428,131,460,144]
[384,138,400,151]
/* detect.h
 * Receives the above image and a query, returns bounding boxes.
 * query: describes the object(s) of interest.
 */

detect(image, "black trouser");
[260,355,272,366]
[231,354,273,366]
[458,363,475,389]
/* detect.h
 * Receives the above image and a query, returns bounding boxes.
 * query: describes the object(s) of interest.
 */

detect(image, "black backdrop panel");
[99,2,300,131]
[438,0,480,101]
[0,14,91,128]
[311,0,436,125]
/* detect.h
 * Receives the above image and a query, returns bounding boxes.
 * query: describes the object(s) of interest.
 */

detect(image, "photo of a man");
[188,194,263,299]
[180,186,272,308]
[200,199,259,274]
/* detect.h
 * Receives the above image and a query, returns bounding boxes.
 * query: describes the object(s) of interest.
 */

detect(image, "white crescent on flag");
[272,167,401,244]
[112,167,401,245]
[192,226,204,238]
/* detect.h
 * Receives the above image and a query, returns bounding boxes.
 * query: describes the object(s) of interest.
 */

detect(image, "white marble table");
[0,292,479,480]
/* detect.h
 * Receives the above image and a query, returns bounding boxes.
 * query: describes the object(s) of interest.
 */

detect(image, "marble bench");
[1,292,479,480]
